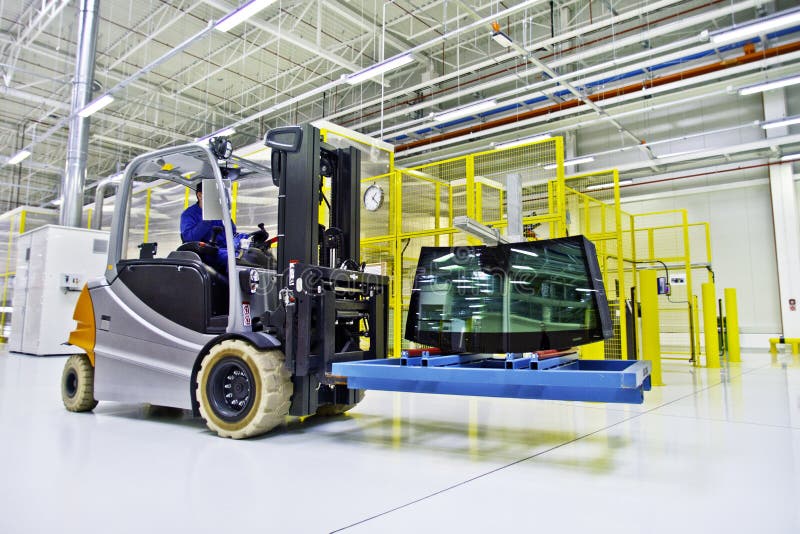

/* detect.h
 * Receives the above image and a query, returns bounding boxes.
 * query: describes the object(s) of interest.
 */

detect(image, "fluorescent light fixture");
[491,31,513,47]
[656,149,698,159]
[738,74,800,95]
[453,215,506,245]
[7,149,31,165]
[345,53,414,85]
[433,99,497,122]
[781,153,800,162]
[495,133,552,149]
[585,179,634,191]
[197,127,236,142]
[512,265,535,271]
[433,252,454,263]
[78,94,114,118]
[707,7,800,45]
[216,0,277,32]
[762,115,800,129]
[543,156,595,170]
[51,198,63,206]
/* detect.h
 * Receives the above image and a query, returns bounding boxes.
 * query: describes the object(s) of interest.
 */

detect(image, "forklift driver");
[180,181,244,273]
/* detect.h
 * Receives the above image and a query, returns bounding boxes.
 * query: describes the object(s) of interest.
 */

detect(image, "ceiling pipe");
[621,160,792,196]
[459,2,650,159]
[324,0,694,125]
[399,50,800,163]
[338,0,767,132]
[4,20,218,176]
[395,38,800,153]
[384,19,800,145]
[60,0,100,228]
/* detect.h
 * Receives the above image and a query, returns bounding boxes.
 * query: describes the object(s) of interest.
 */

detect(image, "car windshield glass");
[405,236,612,353]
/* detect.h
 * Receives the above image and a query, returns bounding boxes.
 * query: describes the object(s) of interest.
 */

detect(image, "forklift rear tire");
[197,340,292,439]
[61,354,99,412]
[315,391,365,416]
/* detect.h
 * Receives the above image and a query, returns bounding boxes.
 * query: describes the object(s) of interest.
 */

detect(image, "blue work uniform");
[180,202,242,272]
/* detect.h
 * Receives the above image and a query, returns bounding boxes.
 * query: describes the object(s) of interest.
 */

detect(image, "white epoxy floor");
[0,349,798,534]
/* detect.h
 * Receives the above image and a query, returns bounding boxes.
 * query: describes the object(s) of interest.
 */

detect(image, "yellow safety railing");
[74,131,721,365]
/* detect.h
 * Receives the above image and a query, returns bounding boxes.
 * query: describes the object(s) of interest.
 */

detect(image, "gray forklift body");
[83,128,389,416]
[90,143,273,410]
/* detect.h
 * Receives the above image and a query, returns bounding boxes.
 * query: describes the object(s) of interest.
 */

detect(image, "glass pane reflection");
[405,236,612,353]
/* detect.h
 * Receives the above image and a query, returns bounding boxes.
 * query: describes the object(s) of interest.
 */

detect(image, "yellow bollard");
[702,282,720,368]
[724,288,741,363]
[639,270,663,386]
[692,294,701,367]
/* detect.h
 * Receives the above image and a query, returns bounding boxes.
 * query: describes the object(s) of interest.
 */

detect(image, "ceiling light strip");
[345,53,415,85]
[707,6,800,44]
[78,94,114,118]
[216,0,278,32]
[762,115,800,129]
[494,133,552,149]
[7,150,32,165]
[543,156,594,170]
[433,99,497,122]
[738,73,800,95]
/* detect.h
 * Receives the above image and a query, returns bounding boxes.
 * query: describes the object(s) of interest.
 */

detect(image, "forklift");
[62,124,652,440]
[62,124,388,439]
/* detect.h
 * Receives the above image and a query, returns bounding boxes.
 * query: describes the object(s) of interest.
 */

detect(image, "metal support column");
[61,0,100,228]
[764,88,800,337]
[506,173,523,242]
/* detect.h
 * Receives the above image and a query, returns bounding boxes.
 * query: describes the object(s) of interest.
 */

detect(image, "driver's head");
[195,181,203,208]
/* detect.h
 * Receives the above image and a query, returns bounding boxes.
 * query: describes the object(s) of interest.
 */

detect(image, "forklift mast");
[265,125,386,416]
[269,124,361,280]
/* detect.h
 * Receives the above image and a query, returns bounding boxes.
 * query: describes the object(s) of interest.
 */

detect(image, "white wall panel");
[622,182,781,336]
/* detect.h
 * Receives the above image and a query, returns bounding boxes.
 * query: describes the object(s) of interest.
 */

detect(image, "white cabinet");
[9,225,109,356]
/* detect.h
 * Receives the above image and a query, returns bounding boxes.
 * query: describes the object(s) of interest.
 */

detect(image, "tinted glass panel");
[405,236,612,353]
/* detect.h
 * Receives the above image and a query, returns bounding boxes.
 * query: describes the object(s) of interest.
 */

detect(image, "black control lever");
[211,226,223,245]
[249,223,269,243]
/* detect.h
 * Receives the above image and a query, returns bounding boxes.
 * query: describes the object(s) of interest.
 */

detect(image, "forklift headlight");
[240,269,260,294]
[249,269,260,294]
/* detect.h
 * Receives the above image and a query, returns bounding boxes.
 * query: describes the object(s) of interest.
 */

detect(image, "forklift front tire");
[61,354,99,412]
[197,340,292,439]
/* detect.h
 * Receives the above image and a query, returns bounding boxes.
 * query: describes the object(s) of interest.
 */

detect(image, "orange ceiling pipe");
[395,39,800,153]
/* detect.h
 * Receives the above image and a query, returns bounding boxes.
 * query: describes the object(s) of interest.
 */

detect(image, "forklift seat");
[117,253,229,333]
[167,250,202,262]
